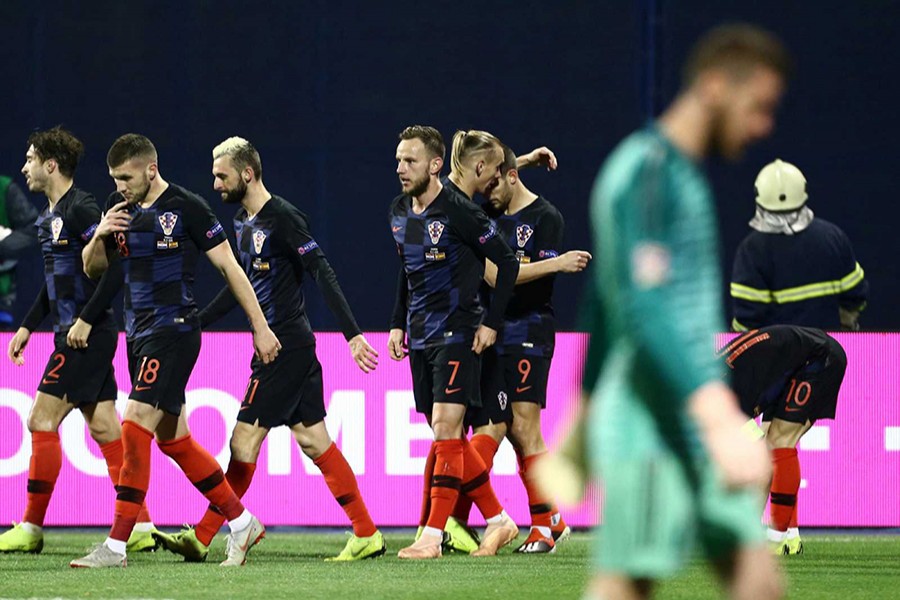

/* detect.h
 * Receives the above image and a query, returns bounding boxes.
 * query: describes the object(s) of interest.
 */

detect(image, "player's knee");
[432,420,462,440]
[474,422,506,443]
[27,412,59,434]
[510,417,544,455]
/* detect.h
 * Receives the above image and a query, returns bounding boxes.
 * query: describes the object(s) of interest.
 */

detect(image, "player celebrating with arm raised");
[389,125,520,559]
[154,137,383,562]
[71,134,277,568]
[1,127,157,555]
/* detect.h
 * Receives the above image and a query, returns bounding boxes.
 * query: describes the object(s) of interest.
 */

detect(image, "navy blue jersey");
[730,218,868,331]
[32,187,114,332]
[105,184,227,339]
[718,325,843,418]
[390,185,519,350]
[489,196,563,357]
[198,196,361,348]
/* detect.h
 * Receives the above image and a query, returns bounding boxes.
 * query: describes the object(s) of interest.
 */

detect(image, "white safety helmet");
[754,159,808,212]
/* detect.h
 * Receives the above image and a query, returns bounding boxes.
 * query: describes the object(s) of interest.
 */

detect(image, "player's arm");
[282,213,377,372]
[483,251,592,287]
[206,241,281,363]
[7,284,50,365]
[729,239,772,332]
[834,230,867,330]
[516,147,558,171]
[389,266,409,361]
[197,242,240,329]
[82,199,130,279]
[452,203,519,353]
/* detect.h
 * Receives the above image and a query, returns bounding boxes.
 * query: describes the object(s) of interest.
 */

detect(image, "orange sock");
[790,501,799,529]
[314,443,377,537]
[419,444,436,527]
[770,448,800,532]
[23,431,62,526]
[451,434,499,523]
[461,437,503,520]
[194,458,257,546]
[100,438,152,524]
[426,439,463,531]
[157,434,244,522]
[110,421,153,542]
[518,451,564,532]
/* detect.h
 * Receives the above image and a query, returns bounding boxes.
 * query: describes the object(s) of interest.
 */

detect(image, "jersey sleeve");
[20,284,50,331]
[533,206,564,261]
[449,200,519,330]
[390,265,408,330]
[184,195,228,252]
[279,209,362,341]
[834,229,868,312]
[729,238,773,331]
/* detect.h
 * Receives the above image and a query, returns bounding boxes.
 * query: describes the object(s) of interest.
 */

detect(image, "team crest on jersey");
[158,212,178,236]
[516,224,534,248]
[50,217,65,244]
[427,220,445,245]
[252,230,267,254]
[498,391,508,411]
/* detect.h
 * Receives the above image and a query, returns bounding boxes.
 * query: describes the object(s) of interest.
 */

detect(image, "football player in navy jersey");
[1,127,157,554]
[153,137,383,562]
[72,134,277,568]
[390,125,520,559]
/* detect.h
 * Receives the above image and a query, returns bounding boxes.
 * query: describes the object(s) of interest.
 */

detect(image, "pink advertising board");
[0,332,897,527]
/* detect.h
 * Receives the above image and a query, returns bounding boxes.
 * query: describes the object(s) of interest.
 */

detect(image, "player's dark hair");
[27,126,84,178]
[398,125,445,161]
[450,130,501,176]
[500,144,517,175]
[213,137,263,180]
[682,24,792,87]
[107,134,158,168]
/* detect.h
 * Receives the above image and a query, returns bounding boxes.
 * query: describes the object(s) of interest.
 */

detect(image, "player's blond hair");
[450,130,502,177]
[213,136,263,180]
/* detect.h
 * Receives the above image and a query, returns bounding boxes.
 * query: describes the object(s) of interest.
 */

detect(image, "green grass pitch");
[0,531,898,599]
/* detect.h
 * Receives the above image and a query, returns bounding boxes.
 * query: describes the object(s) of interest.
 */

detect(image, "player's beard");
[129,178,152,204]
[708,107,742,161]
[405,172,430,198]
[222,179,248,204]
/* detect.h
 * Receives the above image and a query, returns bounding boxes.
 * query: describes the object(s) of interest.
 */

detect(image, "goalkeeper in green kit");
[584,25,792,600]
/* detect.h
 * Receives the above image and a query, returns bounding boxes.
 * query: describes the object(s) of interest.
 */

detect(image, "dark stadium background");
[2,1,897,333]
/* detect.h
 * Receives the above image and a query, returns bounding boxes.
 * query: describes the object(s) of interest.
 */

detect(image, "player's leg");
[765,417,811,554]
[709,544,783,600]
[293,420,385,561]
[0,391,72,553]
[584,575,653,600]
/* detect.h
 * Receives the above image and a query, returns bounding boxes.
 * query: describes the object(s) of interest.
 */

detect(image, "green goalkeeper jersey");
[589,124,725,431]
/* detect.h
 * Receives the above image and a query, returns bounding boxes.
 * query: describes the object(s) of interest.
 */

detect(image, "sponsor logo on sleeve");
[205,221,224,239]
[297,240,319,255]
[537,249,558,258]
[81,223,98,241]
[478,225,498,244]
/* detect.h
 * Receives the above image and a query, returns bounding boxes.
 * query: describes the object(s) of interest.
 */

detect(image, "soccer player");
[587,25,791,600]
[389,125,520,559]
[452,144,591,554]
[154,137,384,562]
[70,134,278,568]
[720,325,847,555]
[1,127,157,554]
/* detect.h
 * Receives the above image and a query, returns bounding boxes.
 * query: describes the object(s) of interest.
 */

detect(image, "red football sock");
[461,437,503,520]
[769,448,800,532]
[194,458,257,546]
[314,443,377,537]
[22,431,62,526]
[109,421,153,542]
[519,451,556,530]
[451,434,499,523]
[419,444,436,527]
[790,502,799,529]
[425,439,463,531]
[157,434,244,522]
[100,439,152,524]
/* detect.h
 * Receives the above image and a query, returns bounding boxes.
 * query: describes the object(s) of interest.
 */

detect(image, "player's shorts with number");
[467,348,552,428]
[763,336,846,424]
[126,330,201,415]
[237,344,327,428]
[37,327,118,406]
[409,344,481,414]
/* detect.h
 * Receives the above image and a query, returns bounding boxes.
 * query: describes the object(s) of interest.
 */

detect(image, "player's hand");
[253,326,282,365]
[555,250,592,273]
[349,334,378,373]
[7,327,31,366]
[388,328,408,361]
[66,318,92,349]
[471,325,497,355]
[519,146,558,171]
[96,201,131,238]
[689,381,771,489]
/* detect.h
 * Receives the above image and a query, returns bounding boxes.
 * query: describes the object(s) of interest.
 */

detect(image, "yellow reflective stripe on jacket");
[731,318,749,332]
[730,262,865,305]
